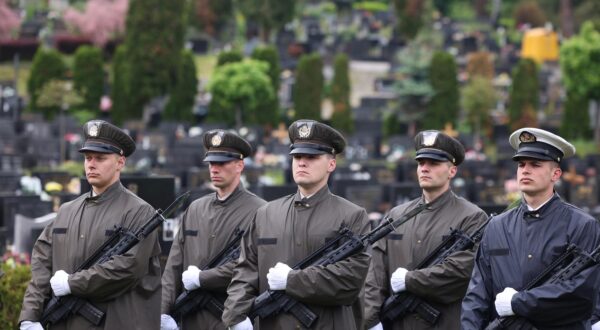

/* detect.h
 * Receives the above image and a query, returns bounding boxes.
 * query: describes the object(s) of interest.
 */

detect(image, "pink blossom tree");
[63,0,128,47]
[0,0,21,39]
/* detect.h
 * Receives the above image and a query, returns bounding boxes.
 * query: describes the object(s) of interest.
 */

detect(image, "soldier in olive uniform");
[160,130,266,330]
[19,120,162,330]
[223,120,371,330]
[364,130,487,329]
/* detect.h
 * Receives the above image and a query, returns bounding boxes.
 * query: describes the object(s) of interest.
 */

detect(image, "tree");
[330,53,353,134]
[111,45,130,124]
[560,93,591,139]
[394,0,426,40]
[0,0,20,39]
[508,58,539,130]
[251,45,281,125]
[217,49,243,66]
[466,52,494,79]
[63,0,128,47]
[122,0,187,120]
[560,21,600,140]
[207,59,275,127]
[293,53,324,121]
[27,48,67,117]
[427,51,459,130]
[164,50,198,122]
[514,1,547,28]
[462,76,497,140]
[73,46,105,113]
[237,0,296,41]
[192,0,233,37]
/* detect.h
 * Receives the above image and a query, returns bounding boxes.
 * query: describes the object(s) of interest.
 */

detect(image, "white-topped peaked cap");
[509,127,575,163]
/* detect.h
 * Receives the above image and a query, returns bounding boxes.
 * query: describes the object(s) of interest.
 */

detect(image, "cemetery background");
[1,0,600,327]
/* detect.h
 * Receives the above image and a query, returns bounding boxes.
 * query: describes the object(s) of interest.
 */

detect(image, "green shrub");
[73,46,105,113]
[27,48,67,118]
[0,263,31,329]
[216,49,243,67]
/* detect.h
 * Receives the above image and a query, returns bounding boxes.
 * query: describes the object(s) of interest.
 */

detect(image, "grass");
[194,54,217,81]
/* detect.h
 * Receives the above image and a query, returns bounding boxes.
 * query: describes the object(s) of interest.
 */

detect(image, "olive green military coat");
[364,189,487,330]
[19,182,162,330]
[161,185,266,329]
[223,186,371,330]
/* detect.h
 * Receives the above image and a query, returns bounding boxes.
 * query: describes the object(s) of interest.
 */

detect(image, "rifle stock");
[40,192,189,327]
[249,203,428,327]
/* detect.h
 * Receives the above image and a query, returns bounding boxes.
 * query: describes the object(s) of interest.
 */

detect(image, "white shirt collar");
[526,194,553,211]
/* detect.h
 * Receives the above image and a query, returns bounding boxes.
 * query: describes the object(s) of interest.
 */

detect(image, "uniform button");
[297,242,301,246]
[211,234,216,238]
[305,204,310,207]
[417,240,421,243]
[80,235,84,239]
[528,254,533,259]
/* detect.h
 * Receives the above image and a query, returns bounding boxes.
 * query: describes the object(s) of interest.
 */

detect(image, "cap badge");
[211,134,222,147]
[298,124,311,138]
[88,123,99,137]
[422,131,438,147]
[519,131,537,143]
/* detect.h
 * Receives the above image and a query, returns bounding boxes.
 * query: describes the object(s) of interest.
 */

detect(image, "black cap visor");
[203,151,243,162]
[415,148,453,163]
[79,142,122,155]
[289,142,334,155]
[512,143,563,162]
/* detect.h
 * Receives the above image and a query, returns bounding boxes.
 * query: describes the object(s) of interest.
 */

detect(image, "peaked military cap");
[203,130,252,162]
[414,130,465,165]
[79,120,136,157]
[509,127,575,163]
[288,119,346,155]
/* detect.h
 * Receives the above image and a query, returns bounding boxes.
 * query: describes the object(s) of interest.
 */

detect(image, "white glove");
[390,267,408,293]
[160,314,178,330]
[494,287,517,317]
[369,322,384,330]
[20,321,43,330]
[592,321,600,330]
[267,262,292,290]
[50,270,71,296]
[230,317,253,330]
[182,265,201,291]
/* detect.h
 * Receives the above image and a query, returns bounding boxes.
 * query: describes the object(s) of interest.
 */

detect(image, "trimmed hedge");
[0,263,30,329]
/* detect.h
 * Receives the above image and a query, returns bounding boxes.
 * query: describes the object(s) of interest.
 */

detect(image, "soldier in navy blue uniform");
[461,127,600,329]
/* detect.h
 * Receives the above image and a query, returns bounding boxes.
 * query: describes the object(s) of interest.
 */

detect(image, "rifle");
[249,203,428,328]
[379,214,494,326]
[169,228,245,321]
[485,243,599,330]
[40,191,190,327]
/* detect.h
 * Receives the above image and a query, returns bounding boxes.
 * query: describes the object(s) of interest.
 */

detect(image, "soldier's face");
[517,159,561,196]
[292,154,336,190]
[84,152,124,192]
[416,159,456,191]
[209,160,243,190]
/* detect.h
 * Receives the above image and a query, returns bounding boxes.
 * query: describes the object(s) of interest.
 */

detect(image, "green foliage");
[353,1,389,12]
[513,0,546,28]
[426,51,459,130]
[448,0,476,20]
[217,49,243,66]
[560,94,592,140]
[462,76,497,138]
[251,45,281,124]
[560,22,600,100]
[293,53,324,121]
[574,2,600,31]
[27,48,67,117]
[330,53,353,134]
[238,0,296,40]
[164,50,198,122]
[508,58,539,130]
[123,0,187,120]
[0,264,31,329]
[36,80,84,109]
[208,59,275,127]
[111,45,130,124]
[73,46,104,113]
[394,0,425,40]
